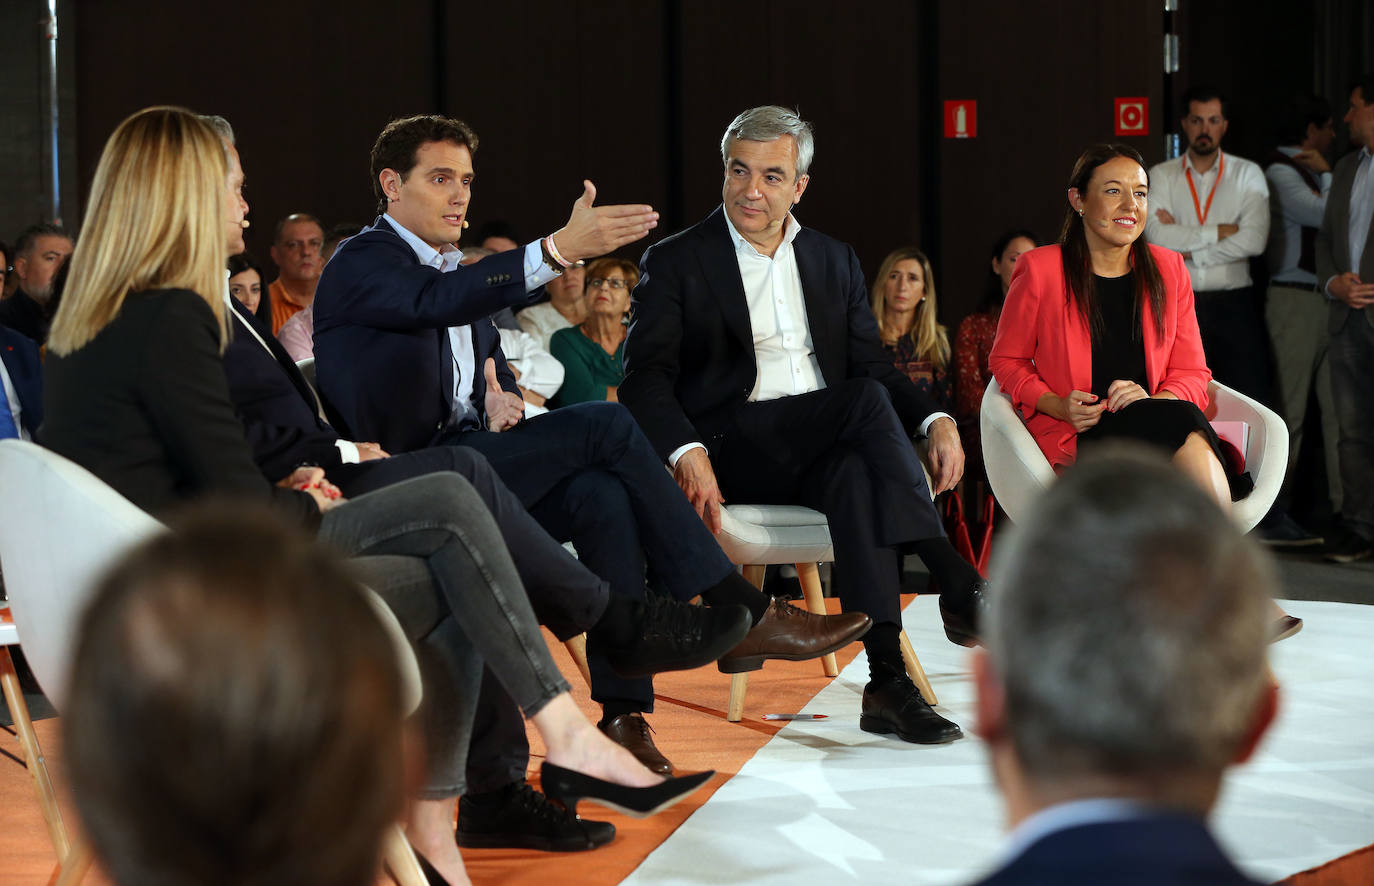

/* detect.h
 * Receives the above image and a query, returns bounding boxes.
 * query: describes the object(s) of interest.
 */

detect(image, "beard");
[1190,137,1219,155]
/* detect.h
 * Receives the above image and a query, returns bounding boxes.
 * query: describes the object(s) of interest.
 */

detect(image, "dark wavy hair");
[227,250,272,327]
[370,114,479,215]
[1059,144,1166,341]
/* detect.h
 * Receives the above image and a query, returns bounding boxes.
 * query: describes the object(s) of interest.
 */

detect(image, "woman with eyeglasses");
[548,257,638,407]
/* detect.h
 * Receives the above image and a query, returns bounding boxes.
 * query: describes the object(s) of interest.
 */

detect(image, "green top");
[548,326,625,408]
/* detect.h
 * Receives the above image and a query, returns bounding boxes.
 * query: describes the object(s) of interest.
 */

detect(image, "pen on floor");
[762,714,828,721]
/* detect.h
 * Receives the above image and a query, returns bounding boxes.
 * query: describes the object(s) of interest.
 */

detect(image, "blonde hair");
[49,106,230,355]
[870,246,949,369]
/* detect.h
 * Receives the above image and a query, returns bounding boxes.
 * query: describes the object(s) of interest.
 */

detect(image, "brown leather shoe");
[599,713,673,775]
[716,598,872,674]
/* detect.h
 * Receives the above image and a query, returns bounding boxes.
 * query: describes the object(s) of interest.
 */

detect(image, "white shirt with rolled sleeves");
[666,210,951,467]
[1266,146,1332,286]
[1145,151,1271,292]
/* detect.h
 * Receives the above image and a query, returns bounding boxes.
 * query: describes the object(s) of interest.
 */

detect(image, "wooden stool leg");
[563,634,592,690]
[52,838,92,886]
[898,630,938,705]
[727,673,749,722]
[382,823,427,886]
[741,564,766,589]
[796,563,838,678]
[1,646,70,864]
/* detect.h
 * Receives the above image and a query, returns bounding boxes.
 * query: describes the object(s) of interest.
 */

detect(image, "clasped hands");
[278,466,346,513]
[1049,381,1149,433]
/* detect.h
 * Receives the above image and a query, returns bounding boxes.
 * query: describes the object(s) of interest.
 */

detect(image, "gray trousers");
[1265,282,1342,510]
[319,472,571,798]
[1329,307,1374,542]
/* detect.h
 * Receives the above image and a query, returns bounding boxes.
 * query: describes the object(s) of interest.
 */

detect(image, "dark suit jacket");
[619,206,942,461]
[0,289,52,346]
[313,215,524,452]
[1,323,42,436]
[40,289,317,526]
[1316,149,1374,334]
[971,813,1264,886]
[223,297,341,481]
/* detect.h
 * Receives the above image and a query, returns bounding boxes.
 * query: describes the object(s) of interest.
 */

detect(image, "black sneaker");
[1324,529,1373,564]
[601,595,751,679]
[1255,511,1324,548]
[860,670,963,744]
[456,781,615,852]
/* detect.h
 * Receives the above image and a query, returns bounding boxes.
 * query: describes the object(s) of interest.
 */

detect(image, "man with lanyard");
[1146,86,1273,405]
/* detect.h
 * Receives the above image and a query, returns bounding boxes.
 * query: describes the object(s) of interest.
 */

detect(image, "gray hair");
[986,445,1273,781]
[199,114,236,146]
[720,106,814,177]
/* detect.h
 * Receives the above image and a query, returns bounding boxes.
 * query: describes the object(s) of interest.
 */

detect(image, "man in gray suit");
[1316,73,1374,563]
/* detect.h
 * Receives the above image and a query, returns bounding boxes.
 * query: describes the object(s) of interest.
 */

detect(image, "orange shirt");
[267,279,309,334]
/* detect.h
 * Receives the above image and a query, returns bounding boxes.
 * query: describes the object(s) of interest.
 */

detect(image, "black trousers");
[1193,286,1276,407]
[712,379,945,627]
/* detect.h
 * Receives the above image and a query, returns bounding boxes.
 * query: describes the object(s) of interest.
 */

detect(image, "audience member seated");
[549,256,635,407]
[267,212,325,334]
[954,229,1037,486]
[64,506,411,886]
[1,317,41,440]
[0,239,9,297]
[475,219,522,253]
[227,251,272,328]
[0,223,74,344]
[988,143,1300,642]
[516,259,587,349]
[41,106,717,886]
[869,246,952,413]
[277,222,362,361]
[969,446,1277,886]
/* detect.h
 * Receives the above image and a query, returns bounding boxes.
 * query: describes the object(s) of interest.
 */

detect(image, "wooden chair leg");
[563,634,592,690]
[741,564,765,589]
[727,672,749,722]
[1,646,71,864]
[795,562,838,677]
[51,838,91,886]
[898,630,938,705]
[382,823,427,886]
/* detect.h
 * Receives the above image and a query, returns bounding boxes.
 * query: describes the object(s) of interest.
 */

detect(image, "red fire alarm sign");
[944,100,977,139]
[1115,97,1149,136]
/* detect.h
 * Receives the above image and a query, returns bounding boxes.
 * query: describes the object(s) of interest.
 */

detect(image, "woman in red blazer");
[990,143,1298,639]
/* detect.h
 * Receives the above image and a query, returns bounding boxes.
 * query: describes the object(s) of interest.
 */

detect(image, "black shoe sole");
[942,624,980,648]
[607,606,753,679]
[715,620,873,674]
[859,713,963,744]
[455,827,614,852]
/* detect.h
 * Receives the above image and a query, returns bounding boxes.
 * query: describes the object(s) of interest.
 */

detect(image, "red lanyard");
[1184,152,1225,225]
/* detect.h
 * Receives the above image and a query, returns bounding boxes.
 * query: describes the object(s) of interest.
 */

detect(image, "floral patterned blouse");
[883,334,952,414]
[954,312,998,422]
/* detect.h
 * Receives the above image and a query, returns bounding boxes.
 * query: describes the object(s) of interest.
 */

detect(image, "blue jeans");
[1328,308,1374,541]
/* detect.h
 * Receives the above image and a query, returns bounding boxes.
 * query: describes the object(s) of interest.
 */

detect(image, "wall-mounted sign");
[944,100,977,139]
[1115,97,1149,136]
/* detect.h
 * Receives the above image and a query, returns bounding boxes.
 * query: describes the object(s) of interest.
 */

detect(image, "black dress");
[1077,273,1250,500]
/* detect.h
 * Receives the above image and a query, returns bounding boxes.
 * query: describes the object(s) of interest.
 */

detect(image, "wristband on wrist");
[543,234,585,269]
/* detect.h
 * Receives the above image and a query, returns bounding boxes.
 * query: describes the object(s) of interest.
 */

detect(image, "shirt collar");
[997,798,1168,867]
[384,212,461,269]
[722,205,803,258]
[1184,150,1223,176]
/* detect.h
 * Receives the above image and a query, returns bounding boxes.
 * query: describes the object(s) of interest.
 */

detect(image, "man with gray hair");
[968,447,1276,885]
[622,105,983,744]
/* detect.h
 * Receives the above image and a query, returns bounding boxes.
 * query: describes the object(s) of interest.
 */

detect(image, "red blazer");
[989,243,1211,468]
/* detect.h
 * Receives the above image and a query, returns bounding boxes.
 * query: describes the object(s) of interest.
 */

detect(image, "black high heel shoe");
[540,761,714,818]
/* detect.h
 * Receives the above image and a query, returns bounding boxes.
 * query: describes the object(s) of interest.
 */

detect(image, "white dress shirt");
[498,327,564,418]
[1265,146,1332,285]
[1146,151,1271,291]
[515,301,576,351]
[385,214,557,425]
[0,355,29,441]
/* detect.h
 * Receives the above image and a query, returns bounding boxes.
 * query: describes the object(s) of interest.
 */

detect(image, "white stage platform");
[624,597,1374,885]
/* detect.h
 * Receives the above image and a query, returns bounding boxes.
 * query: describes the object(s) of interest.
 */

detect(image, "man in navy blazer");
[0,322,42,439]
[314,114,868,806]
[621,106,985,744]
[968,448,1275,886]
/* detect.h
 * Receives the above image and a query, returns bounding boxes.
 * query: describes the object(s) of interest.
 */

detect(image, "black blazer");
[1,322,43,435]
[1316,149,1374,334]
[40,289,318,526]
[313,216,524,453]
[223,297,341,481]
[970,813,1263,886]
[620,206,942,461]
[0,289,52,346]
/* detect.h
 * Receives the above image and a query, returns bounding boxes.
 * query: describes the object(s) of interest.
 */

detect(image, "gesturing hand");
[1060,390,1107,433]
[550,181,659,263]
[1105,379,1149,412]
[483,358,525,432]
[673,447,724,535]
[924,416,965,494]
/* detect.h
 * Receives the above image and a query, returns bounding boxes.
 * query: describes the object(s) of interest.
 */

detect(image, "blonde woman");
[869,246,952,412]
[42,106,712,886]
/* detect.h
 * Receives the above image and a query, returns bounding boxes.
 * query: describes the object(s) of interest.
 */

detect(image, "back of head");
[48,105,229,356]
[986,446,1273,791]
[64,504,406,886]
[1274,93,1332,146]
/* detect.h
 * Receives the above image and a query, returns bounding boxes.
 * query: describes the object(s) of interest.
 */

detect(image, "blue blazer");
[971,813,1265,886]
[1,322,42,436]
[313,216,524,452]
[223,298,342,481]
